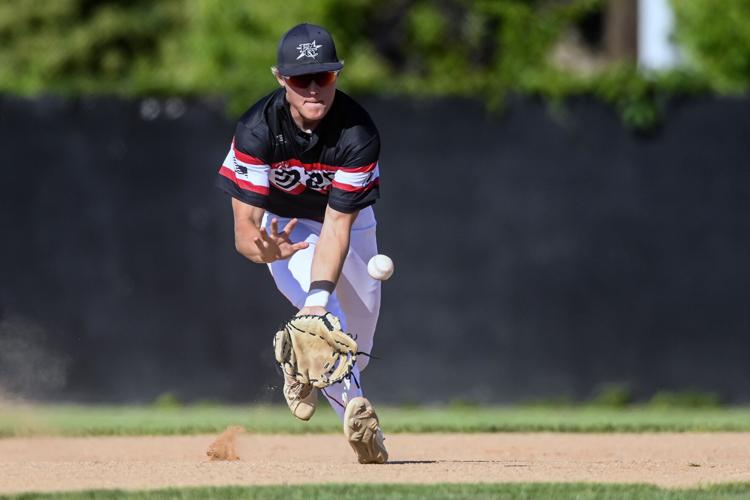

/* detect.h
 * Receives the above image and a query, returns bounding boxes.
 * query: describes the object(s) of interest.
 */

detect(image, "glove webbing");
[288,319,357,352]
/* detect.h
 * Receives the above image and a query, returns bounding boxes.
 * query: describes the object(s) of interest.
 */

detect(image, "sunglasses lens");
[288,72,337,88]
[314,71,337,86]
[288,74,313,87]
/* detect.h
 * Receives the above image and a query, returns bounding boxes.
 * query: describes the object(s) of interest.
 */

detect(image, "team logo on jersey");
[296,41,322,60]
[306,171,335,191]
[273,167,301,190]
[271,163,334,194]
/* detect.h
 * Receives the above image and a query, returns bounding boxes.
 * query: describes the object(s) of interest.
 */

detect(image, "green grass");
[3,483,750,500]
[2,404,750,437]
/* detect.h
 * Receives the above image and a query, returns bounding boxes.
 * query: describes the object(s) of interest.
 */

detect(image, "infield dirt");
[1,433,749,494]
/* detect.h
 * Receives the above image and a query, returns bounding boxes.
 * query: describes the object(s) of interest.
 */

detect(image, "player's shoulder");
[329,91,380,165]
[236,87,285,129]
[234,88,285,153]
[332,90,379,140]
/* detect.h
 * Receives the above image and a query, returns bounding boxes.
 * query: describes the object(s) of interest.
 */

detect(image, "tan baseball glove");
[273,313,358,389]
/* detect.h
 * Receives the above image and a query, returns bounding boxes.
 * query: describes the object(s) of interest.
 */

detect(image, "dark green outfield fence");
[0,94,749,404]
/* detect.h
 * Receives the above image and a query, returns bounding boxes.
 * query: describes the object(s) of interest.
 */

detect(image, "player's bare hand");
[297,306,327,317]
[253,218,309,263]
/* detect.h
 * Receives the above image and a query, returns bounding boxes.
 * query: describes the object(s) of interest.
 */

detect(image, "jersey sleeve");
[215,125,271,208]
[328,127,381,214]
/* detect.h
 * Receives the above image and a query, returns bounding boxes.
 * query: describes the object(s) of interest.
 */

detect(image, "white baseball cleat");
[344,396,388,464]
[282,372,317,421]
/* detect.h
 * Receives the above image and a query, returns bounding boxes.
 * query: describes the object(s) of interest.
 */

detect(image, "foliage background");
[0,0,748,127]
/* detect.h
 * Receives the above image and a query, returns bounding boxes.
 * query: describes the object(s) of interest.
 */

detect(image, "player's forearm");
[235,224,267,263]
[306,207,357,306]
[310,221,350,286]
[231,199,268,263]
[233,218,266,263]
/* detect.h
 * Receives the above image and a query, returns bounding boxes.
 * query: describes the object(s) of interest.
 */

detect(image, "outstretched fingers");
[282,218,299,237]
[282,218,308,254]
[254,218,309,261]
[278,240,309,260]
[254,228,271,251]
[253,236,267,252]
[290,241,310,252]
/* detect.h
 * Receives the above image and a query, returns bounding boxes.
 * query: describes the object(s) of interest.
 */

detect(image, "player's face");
[276,71,338,130]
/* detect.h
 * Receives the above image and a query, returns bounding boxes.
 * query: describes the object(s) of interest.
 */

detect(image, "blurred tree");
[0,0,741,127]
[0,0,188,95]
[671,0,750,93]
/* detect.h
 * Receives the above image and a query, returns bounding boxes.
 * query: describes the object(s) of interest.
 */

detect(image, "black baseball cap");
[276,23,344,77]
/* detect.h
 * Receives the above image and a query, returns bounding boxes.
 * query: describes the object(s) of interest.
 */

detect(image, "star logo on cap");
[296,40,322,60]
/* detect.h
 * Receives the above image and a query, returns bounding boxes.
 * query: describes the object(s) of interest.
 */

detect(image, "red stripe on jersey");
[338,162,377,173]
[332,178,380,193]
[232,141,266,166]
[274,158,339,172]
[219,165,270,195]
[271,158,377,173]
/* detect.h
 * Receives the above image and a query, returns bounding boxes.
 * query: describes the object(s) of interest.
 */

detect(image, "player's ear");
[271,66,286,88]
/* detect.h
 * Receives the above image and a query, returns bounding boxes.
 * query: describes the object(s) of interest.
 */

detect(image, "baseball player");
[215,23,387,464]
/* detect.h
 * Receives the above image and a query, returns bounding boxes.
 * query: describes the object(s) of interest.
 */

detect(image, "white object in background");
[638,0,682,70]
[367,254,394,281]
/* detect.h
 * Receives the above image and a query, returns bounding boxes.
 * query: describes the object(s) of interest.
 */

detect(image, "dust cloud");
[206,425,245,461]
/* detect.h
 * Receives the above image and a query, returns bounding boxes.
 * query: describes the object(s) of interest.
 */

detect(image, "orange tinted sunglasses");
[284,71,339,88]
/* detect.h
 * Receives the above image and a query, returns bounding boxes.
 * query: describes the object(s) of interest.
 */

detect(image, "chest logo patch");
[296,41,322,60]
[271,162,335,194]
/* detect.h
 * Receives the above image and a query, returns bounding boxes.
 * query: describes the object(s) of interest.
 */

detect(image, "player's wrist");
[303,289,330,308]
[250,252,273,264]
[303,280,335,308]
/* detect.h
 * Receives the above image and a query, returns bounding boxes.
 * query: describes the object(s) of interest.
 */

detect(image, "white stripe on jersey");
[223,147,270,188]
[333,162,380,189]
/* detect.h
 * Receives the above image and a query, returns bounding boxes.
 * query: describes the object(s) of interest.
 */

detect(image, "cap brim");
[278,61,344,77]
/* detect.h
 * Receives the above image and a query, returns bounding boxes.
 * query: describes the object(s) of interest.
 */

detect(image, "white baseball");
[367,254,394,281]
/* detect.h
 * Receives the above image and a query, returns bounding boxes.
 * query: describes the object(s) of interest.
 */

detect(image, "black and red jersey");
[216,88,380,222]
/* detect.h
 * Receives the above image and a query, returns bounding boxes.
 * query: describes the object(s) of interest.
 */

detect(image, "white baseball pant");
[262,206,381,420]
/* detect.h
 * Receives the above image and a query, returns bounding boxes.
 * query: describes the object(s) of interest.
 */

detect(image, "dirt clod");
[206,425,244,461]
